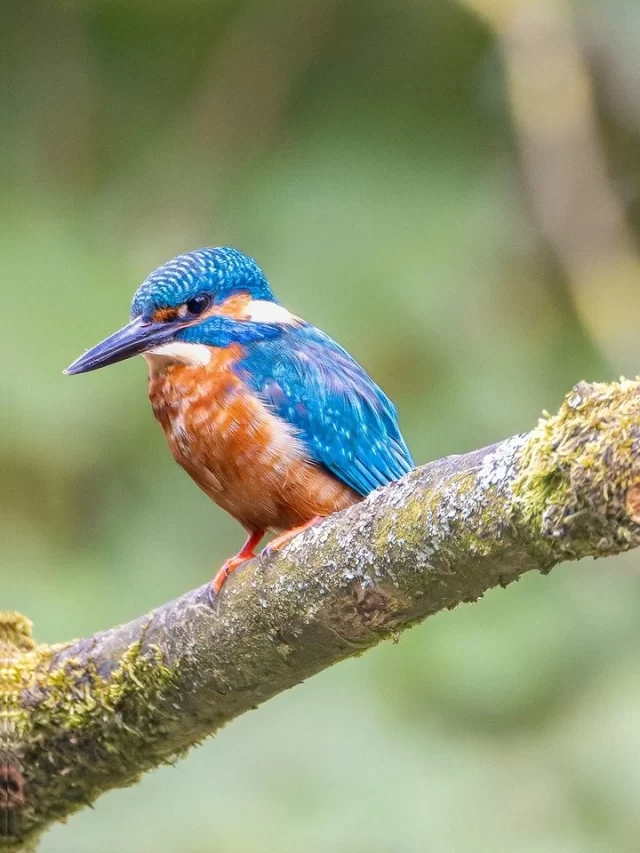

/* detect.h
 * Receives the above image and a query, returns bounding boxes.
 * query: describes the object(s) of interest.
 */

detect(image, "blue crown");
[131,247,275,319]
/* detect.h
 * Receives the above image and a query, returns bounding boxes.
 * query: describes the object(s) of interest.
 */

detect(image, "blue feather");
[235,324,414,497]
[131,247,274,319]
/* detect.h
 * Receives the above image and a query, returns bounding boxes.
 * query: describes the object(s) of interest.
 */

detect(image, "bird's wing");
[236,324,414,496]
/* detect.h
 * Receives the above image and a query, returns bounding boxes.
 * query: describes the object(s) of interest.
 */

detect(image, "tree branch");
[4,378,640,851]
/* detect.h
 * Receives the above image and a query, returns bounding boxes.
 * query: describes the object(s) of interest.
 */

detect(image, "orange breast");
[146,346,359,532]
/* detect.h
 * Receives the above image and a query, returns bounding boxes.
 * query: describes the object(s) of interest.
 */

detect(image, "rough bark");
[3,378,640,851]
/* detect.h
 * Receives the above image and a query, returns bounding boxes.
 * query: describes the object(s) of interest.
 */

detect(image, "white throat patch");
[146,341,212,366]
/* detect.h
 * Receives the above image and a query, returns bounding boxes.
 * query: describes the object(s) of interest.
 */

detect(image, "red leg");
[210,528,265,600]
[260,516,323,563]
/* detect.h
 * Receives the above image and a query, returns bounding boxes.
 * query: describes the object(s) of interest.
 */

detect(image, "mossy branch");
[3,378,640,851]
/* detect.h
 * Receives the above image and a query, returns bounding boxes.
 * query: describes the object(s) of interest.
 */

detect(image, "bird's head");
[65,247,289,375]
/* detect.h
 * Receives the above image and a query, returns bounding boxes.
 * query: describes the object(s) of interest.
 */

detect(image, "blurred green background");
[4,0,640,850]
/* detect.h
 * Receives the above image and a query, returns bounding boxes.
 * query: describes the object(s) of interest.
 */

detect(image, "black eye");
[184,294,211,317]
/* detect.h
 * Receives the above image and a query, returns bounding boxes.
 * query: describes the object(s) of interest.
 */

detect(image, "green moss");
[27,641,180,776]
[513,379,640,561]
[0,613,36,652]
[0,618,181,844]
[32,642,176,731]
[1,613,53,744]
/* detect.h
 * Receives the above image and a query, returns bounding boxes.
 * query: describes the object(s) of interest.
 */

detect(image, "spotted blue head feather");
[131,247,275,320]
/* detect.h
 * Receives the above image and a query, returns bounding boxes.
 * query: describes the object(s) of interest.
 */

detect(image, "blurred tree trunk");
[461,0,640,372]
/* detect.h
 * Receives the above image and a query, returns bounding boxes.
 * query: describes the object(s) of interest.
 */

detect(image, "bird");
[65,247,414,599]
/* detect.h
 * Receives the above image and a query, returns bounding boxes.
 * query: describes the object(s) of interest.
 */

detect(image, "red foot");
[210,528,264,602]
[260,516,323,564]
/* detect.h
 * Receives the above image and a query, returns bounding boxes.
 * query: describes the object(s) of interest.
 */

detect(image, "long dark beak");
[64,316,177,375]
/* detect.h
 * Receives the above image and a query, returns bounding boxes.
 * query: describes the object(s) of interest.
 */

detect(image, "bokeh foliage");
[3,0,640,850]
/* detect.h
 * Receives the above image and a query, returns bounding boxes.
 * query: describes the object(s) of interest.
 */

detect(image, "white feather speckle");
[244,301,297,325]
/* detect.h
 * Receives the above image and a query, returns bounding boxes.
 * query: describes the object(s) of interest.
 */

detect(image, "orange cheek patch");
[151,294,253,326]
[152,307,180,323]
[213,293,253,320]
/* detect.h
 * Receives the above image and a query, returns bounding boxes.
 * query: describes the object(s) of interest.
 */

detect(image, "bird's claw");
[207,582,220,611]
[259,516,323,565]
[208,555,251,608]
[208,520,322,608]
[258,544,274,568]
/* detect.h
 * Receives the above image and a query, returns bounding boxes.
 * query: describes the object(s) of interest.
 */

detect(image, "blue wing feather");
[235,324,414,496]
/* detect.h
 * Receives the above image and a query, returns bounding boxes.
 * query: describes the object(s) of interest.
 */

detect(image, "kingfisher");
[65,248,414,599]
